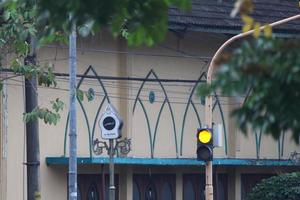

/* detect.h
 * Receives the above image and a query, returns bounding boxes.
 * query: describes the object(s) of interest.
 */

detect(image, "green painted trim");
[133,69,178,158]
[91,96,107,142]
[133,70,153,113]
[278,136,281,159]
[255,132,258,158]
[77,99,93,158]
[63,113,70,157]
[179,74,205,156]
[190,101,202,129]
[202,73,228,155]
[80,66,110,103]
[138,98,153,158]
[254,129,262,159]
[46,157,300,167]
[281,132,285,157]
[91,67,110,103]
[153,99,167,151]
[259,129,262,155]
[212,92,228,155]
[151,71,178,158]
[63,66,111,157]
[278,132,286,159]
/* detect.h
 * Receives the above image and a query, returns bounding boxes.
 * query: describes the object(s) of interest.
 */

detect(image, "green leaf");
[15,41,29,55]
[86,88,95,101]
[78,20,94,37]
[76,89,84,102]
[3,11,11,21]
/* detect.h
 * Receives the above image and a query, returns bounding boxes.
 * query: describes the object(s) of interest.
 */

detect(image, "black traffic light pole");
[24,37,40,200]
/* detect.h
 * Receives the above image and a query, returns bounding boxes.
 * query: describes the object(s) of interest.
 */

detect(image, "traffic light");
[197,128,213,161]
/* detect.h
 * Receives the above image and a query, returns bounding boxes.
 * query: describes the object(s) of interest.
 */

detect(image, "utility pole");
[68,23,78,200]
[25,36,41,200]
[109,139,115,200]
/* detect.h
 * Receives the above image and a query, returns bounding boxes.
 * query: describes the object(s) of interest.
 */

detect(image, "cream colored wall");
[0,76,8,200]
[6,76,26,200]
[3,30,300,200]
[128,32,230,159]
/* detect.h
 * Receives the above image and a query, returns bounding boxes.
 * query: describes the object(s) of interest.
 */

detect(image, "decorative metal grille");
[62,66,231,159]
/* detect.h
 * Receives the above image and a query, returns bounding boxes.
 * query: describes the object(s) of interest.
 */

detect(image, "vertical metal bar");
[68,23,77,200]
[205,162,213,200]
[205,71,213,200]
[109,139,116,200]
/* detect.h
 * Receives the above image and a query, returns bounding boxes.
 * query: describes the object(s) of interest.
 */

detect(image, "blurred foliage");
[199,37,300,142]
[1,0,191,125]
[11,58,57,87]
[0,0,64,125]
[0,0,37,56]
[198,0,300,143]
[37,0,191,46]
[231,0,272,38]
[246,173,300,200]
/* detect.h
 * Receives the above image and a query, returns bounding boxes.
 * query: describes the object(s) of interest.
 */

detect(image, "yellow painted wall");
[2,30,299,200]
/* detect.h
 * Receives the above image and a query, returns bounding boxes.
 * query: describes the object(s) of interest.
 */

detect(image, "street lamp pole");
[93,138,131,200]
[204,14,300,200]
[68,22,77,200]
[109,139,116,200]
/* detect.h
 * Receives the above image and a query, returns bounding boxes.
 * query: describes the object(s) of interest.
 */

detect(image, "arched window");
[217,180,225,200]
[183,181,195,200]
[199,180,205,200]
[133,180,141,200]
[77,185,82,200]
[145,182,157,200]
[161,182,172,200]
[87,183,99,200]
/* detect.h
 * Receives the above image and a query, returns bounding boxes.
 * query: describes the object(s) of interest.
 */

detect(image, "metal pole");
[68,23,77,200]
[204,14,300,200]
[109,139,116,200]
[25,36,40,200]
[205,162,213,200]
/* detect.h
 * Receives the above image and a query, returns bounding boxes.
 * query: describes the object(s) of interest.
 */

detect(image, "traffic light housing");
[197,128,213,161]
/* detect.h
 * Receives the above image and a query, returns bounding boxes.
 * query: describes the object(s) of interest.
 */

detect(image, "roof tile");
[168,0,300,35]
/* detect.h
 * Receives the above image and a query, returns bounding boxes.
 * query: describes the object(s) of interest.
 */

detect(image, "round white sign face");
[103,116,116,130]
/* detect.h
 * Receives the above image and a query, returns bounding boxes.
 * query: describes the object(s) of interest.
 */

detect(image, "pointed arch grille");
[62,66,230,158]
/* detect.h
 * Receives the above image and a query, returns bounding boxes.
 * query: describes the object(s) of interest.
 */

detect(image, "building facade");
[1,1,300,200]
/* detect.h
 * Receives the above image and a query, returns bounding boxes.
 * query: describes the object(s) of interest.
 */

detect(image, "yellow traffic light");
[198,129,212,144]
[197,128,213,161]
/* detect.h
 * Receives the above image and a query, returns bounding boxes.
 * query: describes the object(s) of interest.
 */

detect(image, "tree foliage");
[199,0,300,143]
[0,0,191,125]
[246,173,300,200]
[200,37,300,142]
[37,0,190,46]
[23,98,64,125]
[0,0,64,125]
